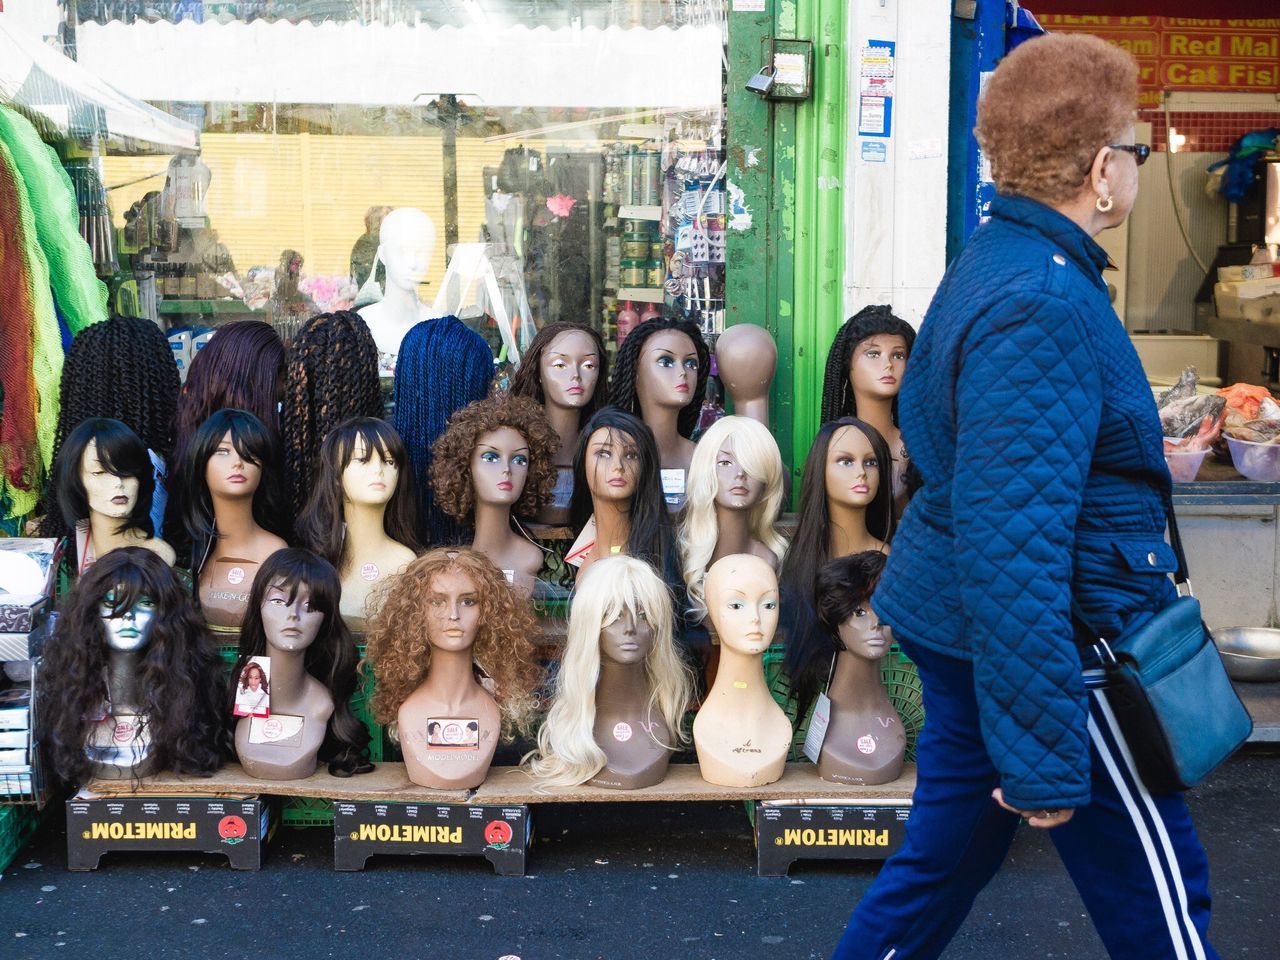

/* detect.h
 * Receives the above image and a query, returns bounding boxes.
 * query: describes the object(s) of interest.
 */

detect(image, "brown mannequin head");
[430,394,558,523]
[815,551,891,661]
[824,423,883,510]
[610,316,710,439]
[819,305,916,424]
[714,324,777,420]
[365,548,541,730]
[509,322,609,417]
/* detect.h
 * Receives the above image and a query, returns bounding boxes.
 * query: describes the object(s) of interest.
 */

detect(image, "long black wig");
[780,418,895,705]
[228,548,374,777]
[819,304,916,425]
[295,417,422,567]
[51,418,156,539]
[179,409,290,577]
[608,315,710,440]
[39,547,226,786]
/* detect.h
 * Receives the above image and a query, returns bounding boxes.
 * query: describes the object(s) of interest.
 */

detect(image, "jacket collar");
[991,195,1111,288]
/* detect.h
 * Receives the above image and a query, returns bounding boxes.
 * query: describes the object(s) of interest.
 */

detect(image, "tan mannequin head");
[848,334,909,406]
[260,578,325,654]
[81,440,141,521]
[824,423,881,509]
[635,329,701,413]
[714,324,777,423]
[341,433,401,508]
[539,329,603,412]
[206,430,264,502]
[583,425,640,505]
[704,553,779,656]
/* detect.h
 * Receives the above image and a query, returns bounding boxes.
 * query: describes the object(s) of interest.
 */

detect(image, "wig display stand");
[66,790,271,871]
[333,800,530,875]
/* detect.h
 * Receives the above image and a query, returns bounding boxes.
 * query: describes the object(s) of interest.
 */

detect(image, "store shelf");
[618,204,662,221]
[157,300,263,316]
[615,287,665,304]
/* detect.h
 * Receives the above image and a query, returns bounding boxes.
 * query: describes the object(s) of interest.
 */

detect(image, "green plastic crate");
[763,642,924,762]
[0,804,42,873]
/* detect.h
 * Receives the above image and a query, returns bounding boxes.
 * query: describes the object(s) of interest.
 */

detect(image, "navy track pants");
[832,639,1218,960]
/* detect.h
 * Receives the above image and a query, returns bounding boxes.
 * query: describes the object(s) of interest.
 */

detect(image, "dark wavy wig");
[179,409,290,576]
[609,316,710,440]
[819,305,916,425]
[51,418,156,538]
[166,321,285,553]
[39,547,226,786]
[229,548,374,777]
[281,310,383,514]
[780,418,894,703]
[296,417,422,568]
[788,551,889,719]
[39,316,178,538]
[509,321,610,416]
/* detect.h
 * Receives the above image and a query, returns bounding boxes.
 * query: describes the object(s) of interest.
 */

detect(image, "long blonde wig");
[528,556,694,787]
[678,416,788,620]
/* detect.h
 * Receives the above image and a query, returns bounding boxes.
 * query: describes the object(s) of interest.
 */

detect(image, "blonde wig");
[678,416,788,620]
[364,547,541,735]
[528,556,694,787]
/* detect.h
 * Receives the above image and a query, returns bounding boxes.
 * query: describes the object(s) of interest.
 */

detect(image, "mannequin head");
[704,554,779,657]
[611,316,710,439]
[820,305,915,425]
[569,408,670,571]
[180,409,288,571]
[392,316,495,545]
[41,316,178,539]
[816,551,892,661]
[281,310,382,513]
[714,324,777,418]
[365,548,541,732]
[297,417,421,568]
[54,418,156,539]
[824,422,888,513]
[529,555,694,786]
[233,548,372,774]
[377,208,436,294]
[40,547,225,786]
[430,394,558,524]
[679,416,787,620]
[509,322,609,418]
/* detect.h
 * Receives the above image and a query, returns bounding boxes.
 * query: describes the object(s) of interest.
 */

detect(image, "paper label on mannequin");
[660,469,687,506]
[360,562,379,582]
[503,570,515,585]
[612,722,633,743]
[112,715,143,744]
[550,468,574,509]
[426,717,480,750]
[248,713,304,746]
[227,567,246,585]
[565,517,597,568]
[857,735,877,755]
[232,656,271,718]
[802,693,832,763]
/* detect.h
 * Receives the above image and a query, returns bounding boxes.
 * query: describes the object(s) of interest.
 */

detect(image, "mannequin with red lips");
[78,437,176,571]
[825,423,891,559]
[235,578,333,780]
[197,430,288,629]
[339,435,416,629]
[632,328,701,512]
[466,427,542,597]
[813,552,905,785]
[577,426,638,577]
[693,554,791,787]
[713,324,777,425]
[846,332,910,517]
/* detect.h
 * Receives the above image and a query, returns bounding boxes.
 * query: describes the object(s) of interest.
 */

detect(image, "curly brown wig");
[364,548,542,734]
[975,33,1137,205]
[429,393,559,523]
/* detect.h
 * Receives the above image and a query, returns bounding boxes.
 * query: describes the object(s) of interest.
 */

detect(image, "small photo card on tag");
[427,717,479,750]
[233,656,271,718]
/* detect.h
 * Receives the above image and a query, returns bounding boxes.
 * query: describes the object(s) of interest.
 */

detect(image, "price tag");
[802,692,832,763]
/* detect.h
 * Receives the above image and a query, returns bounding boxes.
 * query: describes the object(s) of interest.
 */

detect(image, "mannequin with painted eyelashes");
[339,434,416,630]
[713,324,777,426]
[578,426,640,576]
[813,552,905,785]
[847,333,911,517]
[693,554,791,787]
[465,428,542,597]
[356,207,441,363]
[825,423,891,559]
[234,579,333,780]
[635,329,701,511]
[80,440,176,569]
[86,589,161,779]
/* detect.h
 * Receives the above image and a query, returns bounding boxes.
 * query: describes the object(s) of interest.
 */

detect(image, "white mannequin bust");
[357,207,442,363]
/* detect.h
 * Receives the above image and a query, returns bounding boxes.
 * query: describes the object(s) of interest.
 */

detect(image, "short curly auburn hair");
[429,393,559,522]
[975,33,1137,205]
[364,548,542,734]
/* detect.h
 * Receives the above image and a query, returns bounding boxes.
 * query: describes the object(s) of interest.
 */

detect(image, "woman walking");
[833,33,1217,960]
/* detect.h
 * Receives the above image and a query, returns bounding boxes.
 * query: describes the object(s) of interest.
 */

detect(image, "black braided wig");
[39,316,179,538]
[280,311,382,516]
[819,305,916,426]
[609,316,709,440]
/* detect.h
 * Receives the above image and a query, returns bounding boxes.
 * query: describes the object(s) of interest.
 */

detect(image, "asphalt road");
[1,753,1276,960]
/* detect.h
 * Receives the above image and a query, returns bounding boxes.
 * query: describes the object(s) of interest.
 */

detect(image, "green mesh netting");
[0,105,108,336]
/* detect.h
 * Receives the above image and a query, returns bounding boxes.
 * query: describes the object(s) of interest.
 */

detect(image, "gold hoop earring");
[1095,195,1114,213]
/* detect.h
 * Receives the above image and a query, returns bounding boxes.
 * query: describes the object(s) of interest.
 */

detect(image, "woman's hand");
[992,788,1075,829]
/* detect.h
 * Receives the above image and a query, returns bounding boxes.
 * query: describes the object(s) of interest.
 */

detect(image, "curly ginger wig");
[430,393,559,523]
[975,33,1138,205]
[364,548,542,734]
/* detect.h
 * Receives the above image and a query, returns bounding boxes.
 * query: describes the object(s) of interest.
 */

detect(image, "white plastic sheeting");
[76,19,723,109]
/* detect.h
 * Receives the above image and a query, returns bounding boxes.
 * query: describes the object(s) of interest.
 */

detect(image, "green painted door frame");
[726,0,848,497]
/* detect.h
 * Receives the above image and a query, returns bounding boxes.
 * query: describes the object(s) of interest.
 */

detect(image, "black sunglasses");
[1108,143,1151,165]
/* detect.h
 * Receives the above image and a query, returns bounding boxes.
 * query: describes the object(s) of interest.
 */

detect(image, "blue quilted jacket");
[874,195,1178,810]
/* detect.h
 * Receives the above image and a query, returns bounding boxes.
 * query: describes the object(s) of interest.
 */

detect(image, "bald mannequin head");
[705,553,779,655]
[714,325,777,424]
